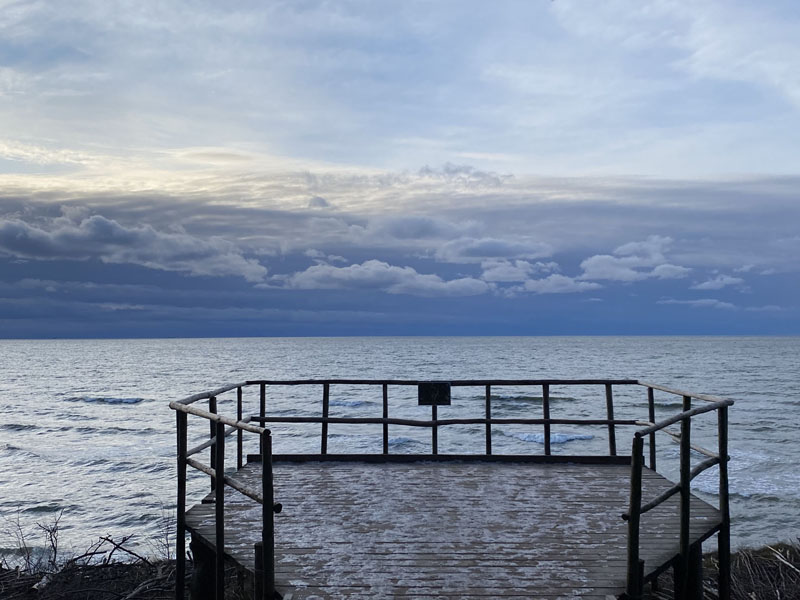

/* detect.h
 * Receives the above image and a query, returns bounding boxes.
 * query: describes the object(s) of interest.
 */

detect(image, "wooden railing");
[622,383,733,600]
[170,378,732,600]
[245,378,640,457]
[170,384,278,600]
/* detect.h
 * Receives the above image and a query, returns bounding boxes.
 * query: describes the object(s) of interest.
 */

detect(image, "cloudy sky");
[1,0,798,337]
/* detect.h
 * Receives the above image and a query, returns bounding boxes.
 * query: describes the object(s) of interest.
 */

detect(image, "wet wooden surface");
[185,459,721,599]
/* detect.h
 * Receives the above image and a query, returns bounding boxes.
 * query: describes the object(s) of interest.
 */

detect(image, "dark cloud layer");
[0,171,797,336]
[0,208,266,282]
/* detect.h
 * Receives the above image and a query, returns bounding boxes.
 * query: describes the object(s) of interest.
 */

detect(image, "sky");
[0,0,798,337]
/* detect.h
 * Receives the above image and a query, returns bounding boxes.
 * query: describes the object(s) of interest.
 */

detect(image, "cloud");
[579,254,649,282]
[480,259,558,282]
[435,237,552,263]
[691,274,745,290]
[308,196,330,209]
[613,235,672,262]
[658,298,736,310]
[417,163,511,187]
[521,274,602,295]
[745,305,783,312]
[304,248,347,264]
[0,208,267,282]
[285,259,491,297]
[580,235,690,281]
[651,264,692,279]
[366,215,476,241]
[96,303,147,311]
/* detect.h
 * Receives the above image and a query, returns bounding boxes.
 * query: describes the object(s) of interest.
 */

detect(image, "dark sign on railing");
[418,382,451,406]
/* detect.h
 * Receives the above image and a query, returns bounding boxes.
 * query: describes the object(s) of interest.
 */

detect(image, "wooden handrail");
[174,382,247,405]
[170,401,266,434]
[253,416,641,427]
[635,399,733,436]
[636,381,729,404]
[245,378,640,386]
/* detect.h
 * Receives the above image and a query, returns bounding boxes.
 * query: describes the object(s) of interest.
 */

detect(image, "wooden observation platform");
[170,379,733,600]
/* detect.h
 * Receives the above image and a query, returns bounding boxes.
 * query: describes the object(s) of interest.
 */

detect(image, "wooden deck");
[185,458,722,599]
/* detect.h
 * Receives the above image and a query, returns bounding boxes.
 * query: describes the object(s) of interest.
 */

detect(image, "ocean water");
[0,336,798,559]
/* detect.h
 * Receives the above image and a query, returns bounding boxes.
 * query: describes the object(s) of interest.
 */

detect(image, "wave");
[63,396,146,405]
[489,394,576,403]
[502,431,594,445]
[329,399,372,408]
[0,423,39,432]
[2,443,42,459]
[387,436,422,447]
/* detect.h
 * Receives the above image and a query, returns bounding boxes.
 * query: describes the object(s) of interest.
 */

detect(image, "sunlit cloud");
[284,260,490,297]
[657,298,737,310]
[691,275,746,290]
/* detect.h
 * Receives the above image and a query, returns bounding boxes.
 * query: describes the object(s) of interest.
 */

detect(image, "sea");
[1,336,798,560]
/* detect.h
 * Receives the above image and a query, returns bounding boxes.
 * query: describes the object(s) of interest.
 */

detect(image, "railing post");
[718,405,731,600]
[676,395,692,598]
[485,385,492,455]
[261,430,275,599]
[626,434,644,599]
[321,383,330,455]
[209,396,217,492]
[605,384,617,456]
[259,384,266,454]
[382,384,389,455]
[260,384,266,422]
[176,410,187,600]
[431,404,438,455]
[214,421,225,600]
[237,386,243,470]
[542,384,551,456]
[647,387,656,470]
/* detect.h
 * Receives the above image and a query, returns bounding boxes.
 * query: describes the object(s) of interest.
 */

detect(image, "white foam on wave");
[64,396,145,405]
[504,431,594,444]
[690,448,800,500]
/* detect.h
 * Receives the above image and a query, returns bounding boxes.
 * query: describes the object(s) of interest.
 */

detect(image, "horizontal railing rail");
[254,416,641,426]
[636,381,729,404]
[634,399,733,436]
[173,382,247,405]
[245,378,640,386]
